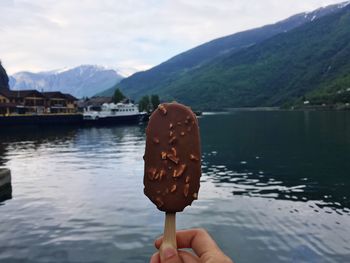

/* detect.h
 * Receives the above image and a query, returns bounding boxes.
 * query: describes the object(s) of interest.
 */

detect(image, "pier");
[0,168,12,202]
[0,168,11,187]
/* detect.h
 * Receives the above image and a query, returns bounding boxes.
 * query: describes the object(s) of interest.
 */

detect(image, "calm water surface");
[0,111,349,263]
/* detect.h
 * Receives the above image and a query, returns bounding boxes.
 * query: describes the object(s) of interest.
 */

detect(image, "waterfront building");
[0,90,78,115]
[0,91,16,115]
[42,92,78,114]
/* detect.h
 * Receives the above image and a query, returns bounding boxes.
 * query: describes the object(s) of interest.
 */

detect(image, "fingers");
[151,250,200,263]
[155,229,220,257]
[178,251,200,263]
[150,252,160,263]
[160,247,182,263]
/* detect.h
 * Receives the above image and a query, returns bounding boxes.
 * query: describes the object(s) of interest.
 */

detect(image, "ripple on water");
[201,159,350,215]
[1,113,350,263]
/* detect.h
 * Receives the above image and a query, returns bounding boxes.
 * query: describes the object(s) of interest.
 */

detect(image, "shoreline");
[210,105,350,112]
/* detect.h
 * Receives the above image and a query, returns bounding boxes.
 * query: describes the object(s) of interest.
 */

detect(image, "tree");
[138,95,151,112]
[150,94,160,111]
[113,88,125,103]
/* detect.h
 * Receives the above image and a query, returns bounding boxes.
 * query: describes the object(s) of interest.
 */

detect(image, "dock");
[0,168,11,187]
[0,168,12,203]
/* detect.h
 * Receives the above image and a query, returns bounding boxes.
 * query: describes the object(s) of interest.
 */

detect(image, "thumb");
[160,247,183,263]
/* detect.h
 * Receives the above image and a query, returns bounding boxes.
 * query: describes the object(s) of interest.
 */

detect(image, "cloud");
[0,0,345,74]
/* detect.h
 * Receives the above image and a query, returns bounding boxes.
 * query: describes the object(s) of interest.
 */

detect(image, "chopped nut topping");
[154,171,160,180]
[168,166,172,170]
[169,136,177,145]
[180,132,185,136]
[158,104,167,115]
[171,147,177,156]
[155,197,164,207]
[148,168,157,180]
[169,123,174,129]
[184,119,189,124]
[159,170,166,180]
[186,115,191,121]
[167,154,179,164]
[177,122,182,126]
[161,152,167,160]
[169,131,174,137]
[185,176,190,183]
[156,190,161,194]
[187,126,192,132]
[153,137,160,144]
[184,184,190,197]
[173,164,186,178]
[170,184,177,193]
[190,154,199,161]
[192,193,198,200]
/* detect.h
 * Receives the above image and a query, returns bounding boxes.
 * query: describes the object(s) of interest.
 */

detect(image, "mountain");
[9,65,124,98]
[0,62,9,91]
[154,4,350,109]
[102,1,350,104]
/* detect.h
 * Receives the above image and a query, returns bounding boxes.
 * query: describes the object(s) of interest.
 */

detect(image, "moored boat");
[83,102,146,125]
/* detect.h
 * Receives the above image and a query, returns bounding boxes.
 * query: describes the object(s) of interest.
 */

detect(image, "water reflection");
[0,112,349,263]
[200,111,350,210]
[202,160,349,216]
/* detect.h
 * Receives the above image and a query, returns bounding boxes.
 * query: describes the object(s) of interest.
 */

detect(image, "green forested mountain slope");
[107,2,348,103]
[146,5,350,109]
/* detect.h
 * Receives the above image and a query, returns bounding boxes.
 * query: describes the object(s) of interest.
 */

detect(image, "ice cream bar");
[143,102,201,213]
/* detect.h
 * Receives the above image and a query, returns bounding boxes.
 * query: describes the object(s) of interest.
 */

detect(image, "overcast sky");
[0,0,345,75]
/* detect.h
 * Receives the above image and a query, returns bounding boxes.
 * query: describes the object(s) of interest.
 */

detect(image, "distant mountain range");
[9,65,124,98]
[103,1,350,109]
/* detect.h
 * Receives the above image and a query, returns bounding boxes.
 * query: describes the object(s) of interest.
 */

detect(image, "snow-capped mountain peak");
[339,1,350,8]
[301,1,350,23]
[9,65,124,98]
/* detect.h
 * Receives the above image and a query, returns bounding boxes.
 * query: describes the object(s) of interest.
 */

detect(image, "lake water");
[0,111,349,263]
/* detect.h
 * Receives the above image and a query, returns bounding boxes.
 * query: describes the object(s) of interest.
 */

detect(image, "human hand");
[150,228,233,263]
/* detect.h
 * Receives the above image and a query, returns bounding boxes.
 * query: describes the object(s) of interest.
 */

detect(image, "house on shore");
[42,92,77,114]
[0,90,78,115]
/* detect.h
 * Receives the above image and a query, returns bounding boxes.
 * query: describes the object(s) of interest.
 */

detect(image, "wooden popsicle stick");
[159,212,177,260]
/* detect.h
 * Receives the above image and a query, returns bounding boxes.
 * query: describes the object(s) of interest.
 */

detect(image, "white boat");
[83,102,145,125]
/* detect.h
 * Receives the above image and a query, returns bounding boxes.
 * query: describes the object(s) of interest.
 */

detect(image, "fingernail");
[163,247,177,259]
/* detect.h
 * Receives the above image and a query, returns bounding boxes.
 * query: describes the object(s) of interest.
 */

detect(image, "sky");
[0,0,346,76]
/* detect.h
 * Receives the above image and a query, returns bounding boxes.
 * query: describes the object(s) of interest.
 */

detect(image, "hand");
[150,228,233,263]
